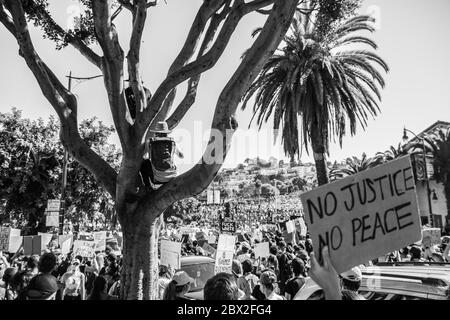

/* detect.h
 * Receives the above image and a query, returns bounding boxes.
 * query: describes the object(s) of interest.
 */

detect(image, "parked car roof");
[180,255,215,266]
[294,265,450,300]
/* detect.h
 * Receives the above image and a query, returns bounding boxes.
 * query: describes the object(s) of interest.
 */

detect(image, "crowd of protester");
[2,208,450,300]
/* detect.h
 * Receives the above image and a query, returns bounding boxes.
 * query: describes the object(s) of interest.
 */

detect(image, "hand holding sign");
[309,247,341,300]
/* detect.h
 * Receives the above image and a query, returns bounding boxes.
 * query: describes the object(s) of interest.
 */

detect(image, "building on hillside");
[404,121,450,230]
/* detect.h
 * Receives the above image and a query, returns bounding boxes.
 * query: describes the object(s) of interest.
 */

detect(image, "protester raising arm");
[309,247,341,300]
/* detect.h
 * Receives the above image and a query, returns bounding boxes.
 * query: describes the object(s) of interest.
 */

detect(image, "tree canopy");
[0,108,120,233]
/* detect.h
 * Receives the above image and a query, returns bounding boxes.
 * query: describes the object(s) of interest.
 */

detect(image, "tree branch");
[166,4,231,130]
[137,0,229,133]
[127,0,148,120]
[92,1,132,153]
[140,0,246,134]
[0,2,15,35]
[117,0,134,11]
[141,0,298,218]
[2,0,117,198]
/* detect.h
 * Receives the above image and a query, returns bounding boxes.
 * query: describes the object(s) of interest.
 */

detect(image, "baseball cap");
[26,274,58,300]
[172,271,194,286]
[340,267,362,282]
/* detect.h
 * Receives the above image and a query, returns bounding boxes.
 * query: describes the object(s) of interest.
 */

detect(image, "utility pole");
[59,71,71,235]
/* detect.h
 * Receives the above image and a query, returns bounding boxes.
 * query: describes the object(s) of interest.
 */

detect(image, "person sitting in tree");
[140,121,184,189]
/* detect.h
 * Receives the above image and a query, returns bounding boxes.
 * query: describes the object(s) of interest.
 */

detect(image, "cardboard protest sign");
[214,250,234,274]
[73,240,96,257]
[45,212,59,227]
[38,233,54,247]
[0,227,20,251]
[214,234,236,274]
[32,236,44,255]
[78,232,94,241]
[254,242,270,259]
[422,228,441,247]
[23,236,34,256]
[300,156,422,274]
[8,236,23,253]
[214,190,221,204]
[59,235,73,255]
[207,190,214,205]
[196,231,206,241]
[207,235,217,244]
[160,240,181,269]
[180,227,196,235]
[46,199,61,212]
[202,242,217,257]
[93,231,107,252]
[295,218,308,237]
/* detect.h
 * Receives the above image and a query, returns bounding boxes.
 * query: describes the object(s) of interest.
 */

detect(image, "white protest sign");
[254,242,270,259]
[214,250,234,274]
[286,220,295,234]
[59,235,73,255]
[214,190,221,204]
[38,232,54,247]
[73,240,96,257]
[207,235,217,244]
[8,236,23,253]
[207,190,214,205]
[46,212,59,227]
[297,218,308,237]
[160,251,180,269]
[160,240,181,269]
[300,156,422,274]
[46,199,61,212]
[217,234,236,252]
[179,227,195,235]
[422,228,441,247]
[93,231,107,252]
[215,234,236,274]
[0,227,21,251]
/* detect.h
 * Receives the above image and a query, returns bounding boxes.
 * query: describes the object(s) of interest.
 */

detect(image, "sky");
[0,0,449,173]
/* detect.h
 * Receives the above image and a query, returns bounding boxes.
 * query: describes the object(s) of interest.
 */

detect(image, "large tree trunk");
[119,207,161,300]
[311,130,329,186]
[313,150,329,186]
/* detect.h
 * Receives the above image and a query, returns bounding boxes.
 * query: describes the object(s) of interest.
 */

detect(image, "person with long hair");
[162,271,193,300]
[259,270,285,300]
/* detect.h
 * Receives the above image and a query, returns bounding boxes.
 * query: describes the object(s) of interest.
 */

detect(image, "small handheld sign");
[220,219,236,233]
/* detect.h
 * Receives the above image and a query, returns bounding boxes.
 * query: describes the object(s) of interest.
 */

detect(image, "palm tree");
[411,129,450,218]
[242,8,389,186]
[375,142,421,164]
[329,152,380,181]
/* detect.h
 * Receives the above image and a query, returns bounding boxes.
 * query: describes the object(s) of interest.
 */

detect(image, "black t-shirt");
[285,276,306,299]
[277,253,290,283]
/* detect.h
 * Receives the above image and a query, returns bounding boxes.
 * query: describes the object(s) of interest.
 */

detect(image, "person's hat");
[149,121,171,134]
[340,267,362,282]
[26,274,58,300]
[172,271,194,286]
